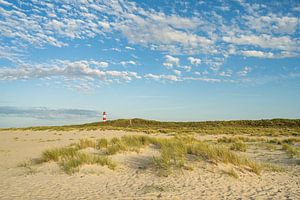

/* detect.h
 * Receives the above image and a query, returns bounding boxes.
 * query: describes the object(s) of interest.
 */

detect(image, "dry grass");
[59,153,116,174]
[260,143,277,151]
[230,142,247,152]
[77,138,96,149]
[97,138,108,149]
[218,136,265,143]
[148,136,267,175]
[282,144,299,158]
[223,168,239,179]
[153,139,186,176]
[268,137,300,145]
[106,135,153,155]
[25,135,283,176]
[41,146,78,162]
[41,146,116,174]
[3,118,300,137]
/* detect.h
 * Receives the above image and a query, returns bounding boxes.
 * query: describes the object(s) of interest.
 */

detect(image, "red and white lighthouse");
[102,112,107,123]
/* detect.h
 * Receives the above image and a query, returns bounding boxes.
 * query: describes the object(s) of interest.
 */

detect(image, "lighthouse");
[103,112,107,123]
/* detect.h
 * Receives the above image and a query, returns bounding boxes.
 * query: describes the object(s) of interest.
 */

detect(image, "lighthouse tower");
[103,112,107,123]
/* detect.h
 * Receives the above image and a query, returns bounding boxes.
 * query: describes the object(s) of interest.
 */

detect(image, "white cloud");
[203,57,226,71]
[244,14,299,35]
[0,0,12,7]
[111,48,121,52]
[223,34,299,52]
[163,62,173,68]
[111,3,215,54]
[218,71,232,77]
[0,0,299,90]
[163,55,180,68]
[1,0,299,61]
[188,57,201,65]
[47,19,64,32]
[125,46,135,50]
[0,106,99,120]
[120,60,136,66]
[0,1,111,49]
[165,55,179,65]
[179,66,192,72]
[99,62,109,68]
[145,74,179,81]
[241,50,274,58]
[98,21,110,29]
[183,77,221,83]
[0,59,140,89]
[237,67,251,77]
[173,70,181,76]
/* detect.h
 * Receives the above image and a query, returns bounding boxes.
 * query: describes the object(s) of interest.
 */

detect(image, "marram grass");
[41,146,116,174]
[33,135,280,175]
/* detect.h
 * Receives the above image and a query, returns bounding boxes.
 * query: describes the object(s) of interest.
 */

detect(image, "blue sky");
[0,0,300,127]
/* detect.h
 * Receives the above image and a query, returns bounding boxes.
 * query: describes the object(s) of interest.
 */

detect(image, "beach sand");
[0,130,299,199]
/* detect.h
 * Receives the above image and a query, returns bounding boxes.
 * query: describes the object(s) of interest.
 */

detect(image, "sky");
[0,0,300,128]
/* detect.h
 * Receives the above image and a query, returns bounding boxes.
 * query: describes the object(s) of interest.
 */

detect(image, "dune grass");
[41,146,116,174]
[106,135,153,154]
[268,137,300,145]
[282,144,299,158]
[259,143,277,151]
[77,138,96,149]
[104,135,266,175]
[38,135,154,174]
[97,138,108,149]
[72,135,263,175]
[217,136,265,143]
[3,118,300,137]
[59,153,116,174]
[223,168,239,179]
[42,146,79,162]
[230,142,247,152]
[33,135,282,175]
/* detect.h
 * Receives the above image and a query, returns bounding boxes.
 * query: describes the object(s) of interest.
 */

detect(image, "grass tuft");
[59,153,116,174]
[41,147,78,162]
[282,144,299,158]
[40,145,116,174]
[152,137,263,175]
[77,138,96,149]
[230,141,247,152]
[28,135,281,176]
[97,138,108,149]
[153,139,186,176]
[223,168,239,179]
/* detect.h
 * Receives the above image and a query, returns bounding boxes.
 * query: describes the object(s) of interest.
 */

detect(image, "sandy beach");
[0,129,299,200]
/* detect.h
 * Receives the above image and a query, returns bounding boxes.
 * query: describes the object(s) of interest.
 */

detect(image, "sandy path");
[0,130,299,199]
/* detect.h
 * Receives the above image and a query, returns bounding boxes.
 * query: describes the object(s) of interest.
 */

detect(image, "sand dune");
[0,130,299,199]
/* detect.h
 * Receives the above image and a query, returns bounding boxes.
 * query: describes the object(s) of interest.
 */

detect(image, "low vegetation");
[223,168,239,179]
[41,146,116,174]
[32,135,281,176]
[230,142,247,152]
[282,144,299,158]
[3,118,300,137]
